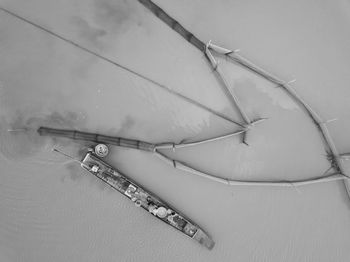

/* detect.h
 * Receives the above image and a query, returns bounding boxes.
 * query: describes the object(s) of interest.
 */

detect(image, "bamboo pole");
[215,45,350,194]
[37,127,156,152]
[154,129,246,150]
[154,150,347,187]
[222,50,345,165]
[136,0,350,192]
[205,45,251,125]
[137,0,206,52]
[38,126,346,187]
[38,127,247,152]
[340,153,350,160]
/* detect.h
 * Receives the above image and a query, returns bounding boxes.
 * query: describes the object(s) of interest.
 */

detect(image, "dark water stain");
[69,0,141,50]
[96,115,137,141]
[67,0,146,82]
[63,161,114,192]
[61,143,97,181]
[115,115,136,136]
[63,162,85,181]
[60,160,113,194]
[70,16,107,49]
[93,0,143,35]
[0,110,88,161]
[49,115,136,183]
[2,112,136,186]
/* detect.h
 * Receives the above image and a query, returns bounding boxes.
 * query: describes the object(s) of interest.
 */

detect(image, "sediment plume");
[0,111,86,161]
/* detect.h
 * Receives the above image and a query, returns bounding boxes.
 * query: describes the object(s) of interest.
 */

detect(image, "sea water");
[0,0,350,261]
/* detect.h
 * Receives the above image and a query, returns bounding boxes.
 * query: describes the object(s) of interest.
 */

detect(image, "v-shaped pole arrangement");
[205,40,267,145]
[2,4,350,189]
[137,0,350,196]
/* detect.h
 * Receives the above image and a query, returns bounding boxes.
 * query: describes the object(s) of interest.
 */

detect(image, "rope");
[0,7,240,127]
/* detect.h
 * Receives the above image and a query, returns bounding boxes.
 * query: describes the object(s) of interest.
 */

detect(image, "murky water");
[0,0,350,261]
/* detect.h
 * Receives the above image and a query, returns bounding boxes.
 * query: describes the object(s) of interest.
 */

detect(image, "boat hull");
[80,152,215,250]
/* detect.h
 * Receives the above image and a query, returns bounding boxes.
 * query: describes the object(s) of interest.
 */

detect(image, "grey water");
[0,0,350,261]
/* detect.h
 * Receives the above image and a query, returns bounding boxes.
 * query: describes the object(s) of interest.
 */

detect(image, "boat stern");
[193,229,215,250]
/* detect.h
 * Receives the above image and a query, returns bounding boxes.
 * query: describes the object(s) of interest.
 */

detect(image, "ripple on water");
[0,108,91,249]
[0,179,60,248]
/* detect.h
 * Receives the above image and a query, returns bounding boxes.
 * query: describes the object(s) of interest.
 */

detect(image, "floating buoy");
[95,144,109,157]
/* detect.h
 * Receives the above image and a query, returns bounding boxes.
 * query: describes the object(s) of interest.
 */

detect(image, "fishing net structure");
[2,1,350,193]
[137,0,350,192]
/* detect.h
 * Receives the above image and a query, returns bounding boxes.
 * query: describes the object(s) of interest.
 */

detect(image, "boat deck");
[81,152,215,250]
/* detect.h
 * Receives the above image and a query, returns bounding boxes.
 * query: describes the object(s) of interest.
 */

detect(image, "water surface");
[1,0,350,261]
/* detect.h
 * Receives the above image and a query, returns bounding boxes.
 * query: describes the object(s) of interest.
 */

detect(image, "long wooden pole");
[137,0,350,195]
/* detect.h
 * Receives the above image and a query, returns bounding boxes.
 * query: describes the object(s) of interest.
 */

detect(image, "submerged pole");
[137,0,205,52]
[37,127,156,152]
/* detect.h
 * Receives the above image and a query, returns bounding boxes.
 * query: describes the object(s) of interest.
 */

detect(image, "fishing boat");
[80,147,215,250]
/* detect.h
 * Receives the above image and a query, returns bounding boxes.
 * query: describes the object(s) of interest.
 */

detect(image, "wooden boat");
[80,151,215,250]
